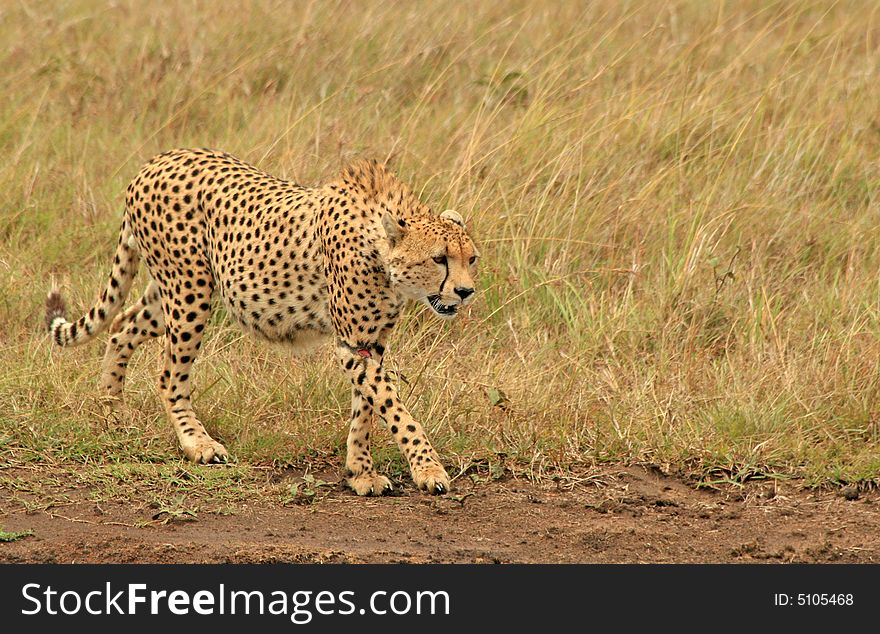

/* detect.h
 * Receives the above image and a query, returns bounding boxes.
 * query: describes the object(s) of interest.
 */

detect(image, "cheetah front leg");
[156,275,228,465]
[345,386,394,496]
[338,346,450,494]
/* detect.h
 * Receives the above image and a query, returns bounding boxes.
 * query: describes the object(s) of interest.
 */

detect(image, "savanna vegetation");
[2,1,880,511]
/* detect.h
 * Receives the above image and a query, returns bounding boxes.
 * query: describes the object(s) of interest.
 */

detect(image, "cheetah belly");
[209,235,334,351]
[216,275,333,348]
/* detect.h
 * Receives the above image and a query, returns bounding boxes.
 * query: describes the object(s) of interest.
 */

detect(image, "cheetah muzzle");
[426,294,459,317]
[45,148,480,496]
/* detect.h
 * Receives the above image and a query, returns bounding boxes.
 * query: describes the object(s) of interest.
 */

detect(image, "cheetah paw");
[347,472,394,496]
[412,462,451,495]
[183,438,229,464]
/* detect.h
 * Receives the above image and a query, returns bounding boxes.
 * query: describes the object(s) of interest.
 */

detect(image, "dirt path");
[1,466,877,563]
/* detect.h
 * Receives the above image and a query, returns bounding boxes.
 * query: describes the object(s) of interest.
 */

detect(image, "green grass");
[2,0,880,505]
[0,529,33,543]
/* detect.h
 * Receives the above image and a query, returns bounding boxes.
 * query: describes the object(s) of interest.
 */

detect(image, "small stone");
[841,485,859,501]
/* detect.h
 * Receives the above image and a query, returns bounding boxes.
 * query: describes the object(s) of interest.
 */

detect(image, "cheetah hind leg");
[99,281,165,411]
[156,275,228,465]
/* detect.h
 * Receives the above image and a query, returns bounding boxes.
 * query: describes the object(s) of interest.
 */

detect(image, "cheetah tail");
[46,216,140,347]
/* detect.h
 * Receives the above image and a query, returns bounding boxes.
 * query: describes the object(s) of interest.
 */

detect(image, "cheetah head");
[382,210,479,320]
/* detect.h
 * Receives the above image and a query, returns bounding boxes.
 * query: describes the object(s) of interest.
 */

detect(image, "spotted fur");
[46,149,479,495]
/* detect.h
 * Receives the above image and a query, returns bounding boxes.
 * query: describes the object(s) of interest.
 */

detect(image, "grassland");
[2,0,880,509]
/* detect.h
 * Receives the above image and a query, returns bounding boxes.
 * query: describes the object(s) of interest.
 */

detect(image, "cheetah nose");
[455,287,474,300]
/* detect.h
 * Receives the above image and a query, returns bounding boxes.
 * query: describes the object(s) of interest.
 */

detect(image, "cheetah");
[45,149,479,495]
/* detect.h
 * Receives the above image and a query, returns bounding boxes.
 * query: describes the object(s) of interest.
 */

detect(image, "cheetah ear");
[440,209,465,229]
[382,212,407,247]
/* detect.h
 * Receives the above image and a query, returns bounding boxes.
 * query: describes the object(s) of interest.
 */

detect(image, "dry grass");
[2,0,880,495]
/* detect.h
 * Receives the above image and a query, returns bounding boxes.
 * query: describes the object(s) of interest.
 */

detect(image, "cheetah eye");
[469,255,478,265]
[432,255,447,265]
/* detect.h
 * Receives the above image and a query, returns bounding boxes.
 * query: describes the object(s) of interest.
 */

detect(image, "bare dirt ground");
[1,466,878,563]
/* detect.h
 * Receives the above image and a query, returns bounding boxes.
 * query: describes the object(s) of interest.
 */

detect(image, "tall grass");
[2,0,880,489]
